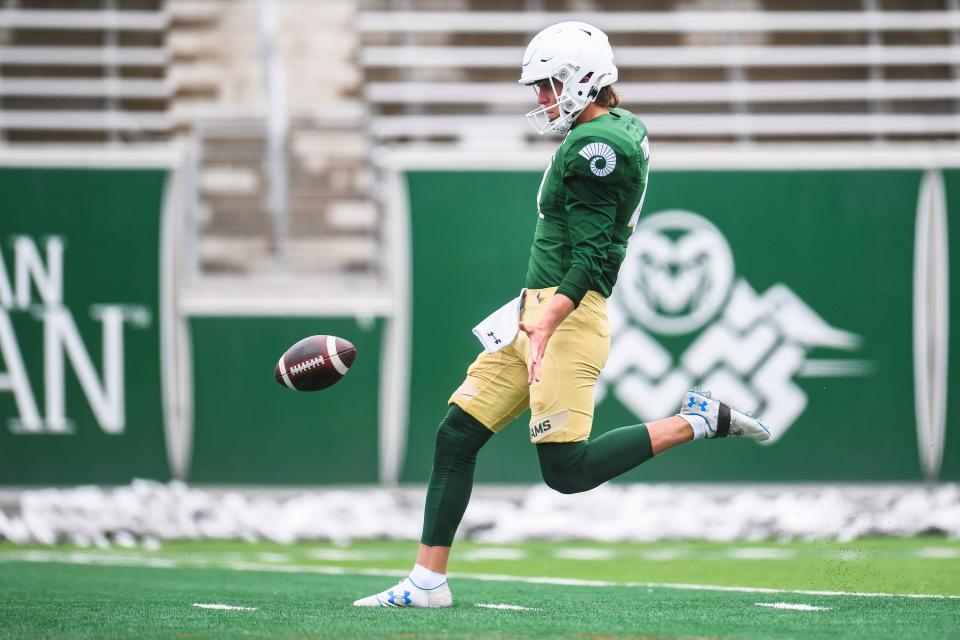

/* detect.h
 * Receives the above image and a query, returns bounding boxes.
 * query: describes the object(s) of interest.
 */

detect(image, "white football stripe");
[327,335,349,375]
[277,356,295,390]
[755,602,830,611]
[192,603,257,611]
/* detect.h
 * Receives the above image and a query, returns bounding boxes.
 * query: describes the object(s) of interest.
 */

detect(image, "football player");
[354,21,770,608]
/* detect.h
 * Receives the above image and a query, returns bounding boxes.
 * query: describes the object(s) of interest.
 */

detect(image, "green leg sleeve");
[535,423,653,494]
[420,405,493,547]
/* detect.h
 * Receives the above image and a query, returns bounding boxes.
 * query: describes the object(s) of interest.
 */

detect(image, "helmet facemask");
[524,65,579,135]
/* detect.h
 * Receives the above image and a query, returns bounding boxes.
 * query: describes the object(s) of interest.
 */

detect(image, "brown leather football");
[274,335,356,391]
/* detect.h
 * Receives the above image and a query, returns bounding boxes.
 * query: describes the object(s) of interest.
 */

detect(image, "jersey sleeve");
[555,137,625,306]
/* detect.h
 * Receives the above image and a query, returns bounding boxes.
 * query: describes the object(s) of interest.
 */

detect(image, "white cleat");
[680,387,771,442]
[352,576,453,608]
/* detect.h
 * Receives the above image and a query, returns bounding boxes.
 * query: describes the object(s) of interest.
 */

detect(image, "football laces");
[290,356,324,375]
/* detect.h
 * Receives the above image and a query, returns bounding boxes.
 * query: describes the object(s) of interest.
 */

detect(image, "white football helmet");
[519,21,619,135]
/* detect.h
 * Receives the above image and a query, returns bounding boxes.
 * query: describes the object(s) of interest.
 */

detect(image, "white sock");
[678,413,710,440]
[409,563,446,589]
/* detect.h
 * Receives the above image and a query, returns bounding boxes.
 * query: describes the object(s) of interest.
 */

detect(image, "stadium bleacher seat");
[358,1,960,146]
[0,0,169,143]
[3,0,958,280]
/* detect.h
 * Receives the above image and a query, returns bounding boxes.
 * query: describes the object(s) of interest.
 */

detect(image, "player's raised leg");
[536,389,770,494]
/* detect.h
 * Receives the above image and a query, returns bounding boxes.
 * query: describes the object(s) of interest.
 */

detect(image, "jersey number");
[628,176,649,229]
[629,136,651,229]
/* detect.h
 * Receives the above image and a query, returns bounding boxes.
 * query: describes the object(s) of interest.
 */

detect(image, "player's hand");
[519,292,575,385]
[519,320,553,384]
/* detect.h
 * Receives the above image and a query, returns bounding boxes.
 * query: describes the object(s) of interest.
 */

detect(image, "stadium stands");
[171,0,381,281]
[2,0,959,279]
[0,1,169,143]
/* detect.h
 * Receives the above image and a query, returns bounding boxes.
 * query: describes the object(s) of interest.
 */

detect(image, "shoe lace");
[689,387,765,422]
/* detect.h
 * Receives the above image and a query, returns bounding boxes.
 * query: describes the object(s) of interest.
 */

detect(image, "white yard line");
[620,580,960,600]
[727,548,798,560]
[459,548,528,561]
[916,547,960,559]
[756,602,830,611]
[553,548,617,561]
[192,603,257,611]
[476,603,542,611]
[640,550,686,561]
[3,550,959,601]
[307,549,402,561]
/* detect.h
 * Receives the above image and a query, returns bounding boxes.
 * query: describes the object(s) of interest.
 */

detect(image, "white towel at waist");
[472,289,526,353]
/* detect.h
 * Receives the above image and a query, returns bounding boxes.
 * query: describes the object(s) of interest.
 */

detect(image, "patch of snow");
[0,481,958,544]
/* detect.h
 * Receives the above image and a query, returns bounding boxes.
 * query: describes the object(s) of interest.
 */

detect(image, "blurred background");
[0,0,957,545]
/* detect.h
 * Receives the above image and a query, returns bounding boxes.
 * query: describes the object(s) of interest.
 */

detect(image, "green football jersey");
[525,107,650,306]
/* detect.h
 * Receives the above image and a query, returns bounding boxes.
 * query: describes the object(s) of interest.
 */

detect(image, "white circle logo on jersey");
[618,210,734,335]
[578,142,616,177]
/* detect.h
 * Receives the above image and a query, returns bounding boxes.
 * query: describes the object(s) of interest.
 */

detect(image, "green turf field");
[1,538,958,639]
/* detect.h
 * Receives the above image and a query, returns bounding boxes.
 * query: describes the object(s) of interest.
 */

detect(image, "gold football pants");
[450,287,611,444]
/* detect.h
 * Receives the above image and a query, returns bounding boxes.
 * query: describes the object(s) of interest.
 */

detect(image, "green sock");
[536,423,652,494]
[420,405,493,547]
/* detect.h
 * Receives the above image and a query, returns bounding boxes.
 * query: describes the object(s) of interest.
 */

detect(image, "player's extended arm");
[519,292,575,384]
[521,137,620,384]
[555,138,621,307]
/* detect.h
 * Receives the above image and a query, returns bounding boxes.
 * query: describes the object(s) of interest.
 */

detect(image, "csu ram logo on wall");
[597,210,872,443]
[0,236,150,434]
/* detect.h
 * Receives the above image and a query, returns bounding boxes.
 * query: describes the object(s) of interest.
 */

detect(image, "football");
[274,335,356,391]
